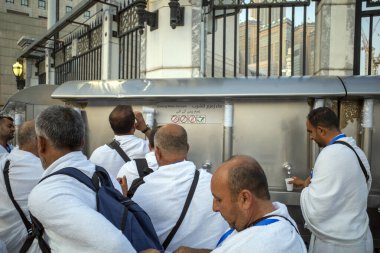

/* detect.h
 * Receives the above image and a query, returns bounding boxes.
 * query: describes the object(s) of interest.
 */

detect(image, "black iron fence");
[37,59,46,85]
[206,0,315,77]
[118,0,142,79]
[354,0,380,75]
[54,19,103,85]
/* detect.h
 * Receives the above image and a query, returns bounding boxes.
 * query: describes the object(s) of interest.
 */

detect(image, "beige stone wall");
[0,11,46,105]
[0,0,99,106]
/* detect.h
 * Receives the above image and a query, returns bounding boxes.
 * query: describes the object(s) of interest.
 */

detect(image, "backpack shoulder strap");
[94,165,114,188]
[127,178,145,198]
[334,141,370,182]
[40,167,96,191]
[107,140,131,162]
[134,158,153,178]
[162,169,200,249]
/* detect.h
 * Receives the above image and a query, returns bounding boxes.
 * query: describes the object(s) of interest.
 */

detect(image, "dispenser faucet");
[282,162,293,178]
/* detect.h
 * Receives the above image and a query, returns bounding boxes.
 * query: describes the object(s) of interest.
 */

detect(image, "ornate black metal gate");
[118,1,143,79]
[205,0,316,77]
[54,19,103,85]
[354,0,380,75]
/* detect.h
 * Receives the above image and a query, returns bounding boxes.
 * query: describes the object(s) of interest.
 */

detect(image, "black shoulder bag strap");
[334,141,370,182]
[3,160,36,252]
[162,169,200,250]
[107,140,131,162]
[29,213,51,253]
[135,158,153,178]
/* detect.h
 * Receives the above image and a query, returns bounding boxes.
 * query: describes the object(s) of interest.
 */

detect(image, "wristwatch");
[141,125,150,134]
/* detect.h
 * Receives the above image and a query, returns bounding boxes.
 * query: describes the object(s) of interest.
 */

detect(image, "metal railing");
[52,18,103,85]
[206,0,315,77]
[55,46,102,85]
[354,0,380,75]
[118,1,142,79]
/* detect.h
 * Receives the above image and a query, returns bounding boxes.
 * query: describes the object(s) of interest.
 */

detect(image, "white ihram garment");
[117,151,158,187]
[0,148,43,253]
[301,137,373,253]
[28,151,136,253]
[90,135,149,178]
[133,160,229,253]
[211,202,307,253]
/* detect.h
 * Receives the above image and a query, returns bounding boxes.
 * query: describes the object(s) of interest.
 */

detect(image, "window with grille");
[66,6,72,14]
[38,0,46,9]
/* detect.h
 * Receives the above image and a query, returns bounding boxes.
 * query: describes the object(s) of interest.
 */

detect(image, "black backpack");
[127,158,153,198]
[107,140,154,178]
[32,166,163,252]
[107,140,154,197]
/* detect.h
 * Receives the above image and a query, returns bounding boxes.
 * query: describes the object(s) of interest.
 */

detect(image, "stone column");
[25,59,39,87]
[45,0,56,84]
[144,0,202,78]
[314,0,356,76]
[101,0,119,80]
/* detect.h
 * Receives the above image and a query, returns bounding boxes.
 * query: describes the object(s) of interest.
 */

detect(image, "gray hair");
[228,155,270,201]
[154,124,188,154]
[18,121,36,147]
[35,106,84,150]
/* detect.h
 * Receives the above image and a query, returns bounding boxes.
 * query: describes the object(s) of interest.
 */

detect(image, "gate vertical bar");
[256,7,260,76]
[303,5,307,75]
[223,8,227,77]
[268,7,272,76]
[233,8,238,77]
[279,7,283,76]
[291,6,295,76]
[368,15,373,75]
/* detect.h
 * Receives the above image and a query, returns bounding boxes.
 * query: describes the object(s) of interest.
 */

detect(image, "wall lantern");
[136,0,159,35]
[168,0,185,29]
[12,61,25,90]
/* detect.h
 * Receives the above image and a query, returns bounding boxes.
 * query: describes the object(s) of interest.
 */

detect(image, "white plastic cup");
[285,178,294,192]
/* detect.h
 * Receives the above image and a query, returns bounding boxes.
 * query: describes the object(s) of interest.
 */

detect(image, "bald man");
[174,155,306,253]
[0,121,44,253]
[132,124,228,253]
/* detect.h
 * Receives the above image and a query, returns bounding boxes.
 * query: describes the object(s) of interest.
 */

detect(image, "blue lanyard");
[215,228,234,248]
[5,144,11,153]
[328,134,346,146]
[215,218,279,248]
[310,134,346,179]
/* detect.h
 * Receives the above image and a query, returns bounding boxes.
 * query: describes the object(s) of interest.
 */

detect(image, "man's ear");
[37,135,47,155]
[317,126,326,136]
[238,189,253,210]
[154,146,162,161]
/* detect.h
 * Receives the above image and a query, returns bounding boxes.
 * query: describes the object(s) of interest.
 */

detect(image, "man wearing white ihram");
[90,105,151,178]
[293,107,373,253]
[132,124,228,253]
[0,121,43,253]
[28,106,136,253]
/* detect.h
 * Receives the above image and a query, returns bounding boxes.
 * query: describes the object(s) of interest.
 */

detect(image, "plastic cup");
[285,178,294,191]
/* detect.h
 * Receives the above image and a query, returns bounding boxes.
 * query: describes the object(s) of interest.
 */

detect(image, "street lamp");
[12,61,25,90]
